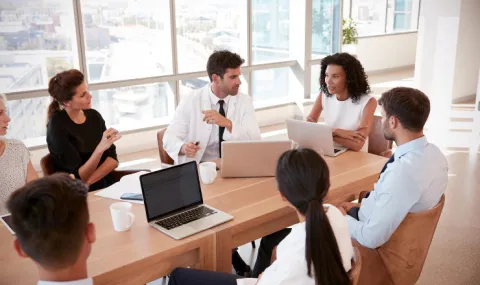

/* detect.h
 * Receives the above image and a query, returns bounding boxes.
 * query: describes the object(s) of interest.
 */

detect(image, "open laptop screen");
[140,161,203,222]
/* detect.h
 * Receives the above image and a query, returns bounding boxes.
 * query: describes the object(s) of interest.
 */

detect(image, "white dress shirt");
[238,204,354,285]
[163,84,261,164]
[202,88,230,162]
[347,136,448,248]
[38,278,93,285]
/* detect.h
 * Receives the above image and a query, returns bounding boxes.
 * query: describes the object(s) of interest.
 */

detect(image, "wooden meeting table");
[0,151,386,284]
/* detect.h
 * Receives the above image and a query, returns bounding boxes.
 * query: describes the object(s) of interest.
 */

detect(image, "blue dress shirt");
[347,136,448,248]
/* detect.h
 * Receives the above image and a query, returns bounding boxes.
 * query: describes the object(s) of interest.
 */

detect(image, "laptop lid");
[139,161,203,223]
[286,119,335,155]
[221,140,293,177]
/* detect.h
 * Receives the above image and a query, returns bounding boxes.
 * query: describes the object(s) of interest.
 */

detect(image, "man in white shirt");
[339,87,448,249]
[163,50,261,165]
[7,174,95,285]
[163,50,261,276]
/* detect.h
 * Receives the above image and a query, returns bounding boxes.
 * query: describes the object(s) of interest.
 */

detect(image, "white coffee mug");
[199,162,218,184]
[110,202,135,232]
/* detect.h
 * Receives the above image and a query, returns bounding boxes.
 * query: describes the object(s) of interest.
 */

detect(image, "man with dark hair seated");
[339,87,448,249]
[7,173,95,284]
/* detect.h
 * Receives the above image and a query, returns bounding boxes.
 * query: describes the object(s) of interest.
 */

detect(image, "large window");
[252,67,292,107]
[350,0,387,36]
[176,0,247,73]
[312,0,341,57]
[90,83,174,129]
[6,97,50,140]
[81,0,173,82]
[3,0,343,145]
[386,0,415,33]
[252,0,290,63]
[0,0,78,93]
[345,0,419,36]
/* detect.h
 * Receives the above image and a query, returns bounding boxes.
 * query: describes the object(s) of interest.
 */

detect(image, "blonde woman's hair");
[0,93,7,103]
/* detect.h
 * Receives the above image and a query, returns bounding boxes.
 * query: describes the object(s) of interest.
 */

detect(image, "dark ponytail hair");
[47,69,85,124]
[276,149,350,285]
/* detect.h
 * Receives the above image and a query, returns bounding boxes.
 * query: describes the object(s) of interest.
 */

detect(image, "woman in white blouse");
[0,94,38,215]
[168,148,354,285]
[307,53,377,152]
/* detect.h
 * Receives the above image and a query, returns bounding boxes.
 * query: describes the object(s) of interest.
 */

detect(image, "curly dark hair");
[319,53,370,103]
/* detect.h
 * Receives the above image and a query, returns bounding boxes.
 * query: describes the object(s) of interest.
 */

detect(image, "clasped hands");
[333,126,368,144]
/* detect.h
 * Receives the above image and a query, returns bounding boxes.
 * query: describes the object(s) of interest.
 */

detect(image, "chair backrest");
[40,153,56,176]
[377,194,445,285]
[157,128,174,165]
[368,114,393,157]
[349,247,362,285]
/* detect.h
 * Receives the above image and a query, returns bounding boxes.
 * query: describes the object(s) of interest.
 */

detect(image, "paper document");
[94,171,149,204]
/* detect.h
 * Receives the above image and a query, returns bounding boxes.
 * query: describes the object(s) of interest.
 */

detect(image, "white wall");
[452,0,480,100]
[356,32,418,73]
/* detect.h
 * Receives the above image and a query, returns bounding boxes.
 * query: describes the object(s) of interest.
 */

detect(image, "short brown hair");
[7,174,89,270]
[378,87,430,132]
[206,50,244,82]
[47,69,84,123]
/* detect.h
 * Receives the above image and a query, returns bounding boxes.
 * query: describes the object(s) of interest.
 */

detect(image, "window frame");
[3,0,343,148]
[344,0,420,38]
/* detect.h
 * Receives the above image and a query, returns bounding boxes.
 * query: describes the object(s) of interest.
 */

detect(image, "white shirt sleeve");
[163,95,192,164]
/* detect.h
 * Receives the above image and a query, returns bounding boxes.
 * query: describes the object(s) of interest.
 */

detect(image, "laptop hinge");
[152,203,203,222]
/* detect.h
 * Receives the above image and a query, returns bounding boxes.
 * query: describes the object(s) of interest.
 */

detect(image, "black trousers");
[168,268,243,285]
[252,228,292,277]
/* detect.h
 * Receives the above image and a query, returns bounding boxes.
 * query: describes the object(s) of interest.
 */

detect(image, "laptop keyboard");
[155,206,217,230]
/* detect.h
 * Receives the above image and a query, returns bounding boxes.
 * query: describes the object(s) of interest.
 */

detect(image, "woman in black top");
[46,69,122,191]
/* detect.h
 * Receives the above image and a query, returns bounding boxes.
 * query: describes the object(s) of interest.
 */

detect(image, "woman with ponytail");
[167,148,354,285]
[46,69,122,191]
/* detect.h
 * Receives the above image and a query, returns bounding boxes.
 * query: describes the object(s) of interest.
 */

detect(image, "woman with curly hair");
[307,53,377,152]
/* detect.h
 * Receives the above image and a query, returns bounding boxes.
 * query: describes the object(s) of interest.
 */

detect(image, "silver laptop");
[286,119,347,157]
[221,140,293,178]
[139,161,233,240]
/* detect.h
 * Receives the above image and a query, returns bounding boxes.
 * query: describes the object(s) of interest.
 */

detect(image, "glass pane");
[81,0,173,82]
[5,97,50,140]
[0,0,79,93]
[6,82,174,140]
[312,0,341,58]
[252,67,291,105]
[312,0,333,57]
[90,83,174,128]
[351,0,387,36]
[252,0,291,63]
[310,64,321,100]
[393,0,412,12]
[175,0,247,73]
[386,0,414,32]
[393,13,411,30]
[179,75,248,100]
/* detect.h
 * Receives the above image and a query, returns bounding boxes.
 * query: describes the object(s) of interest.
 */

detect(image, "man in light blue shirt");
[339,87,448,249]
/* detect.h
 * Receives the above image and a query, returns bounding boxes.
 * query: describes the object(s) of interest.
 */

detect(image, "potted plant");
[342,18,358,55]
